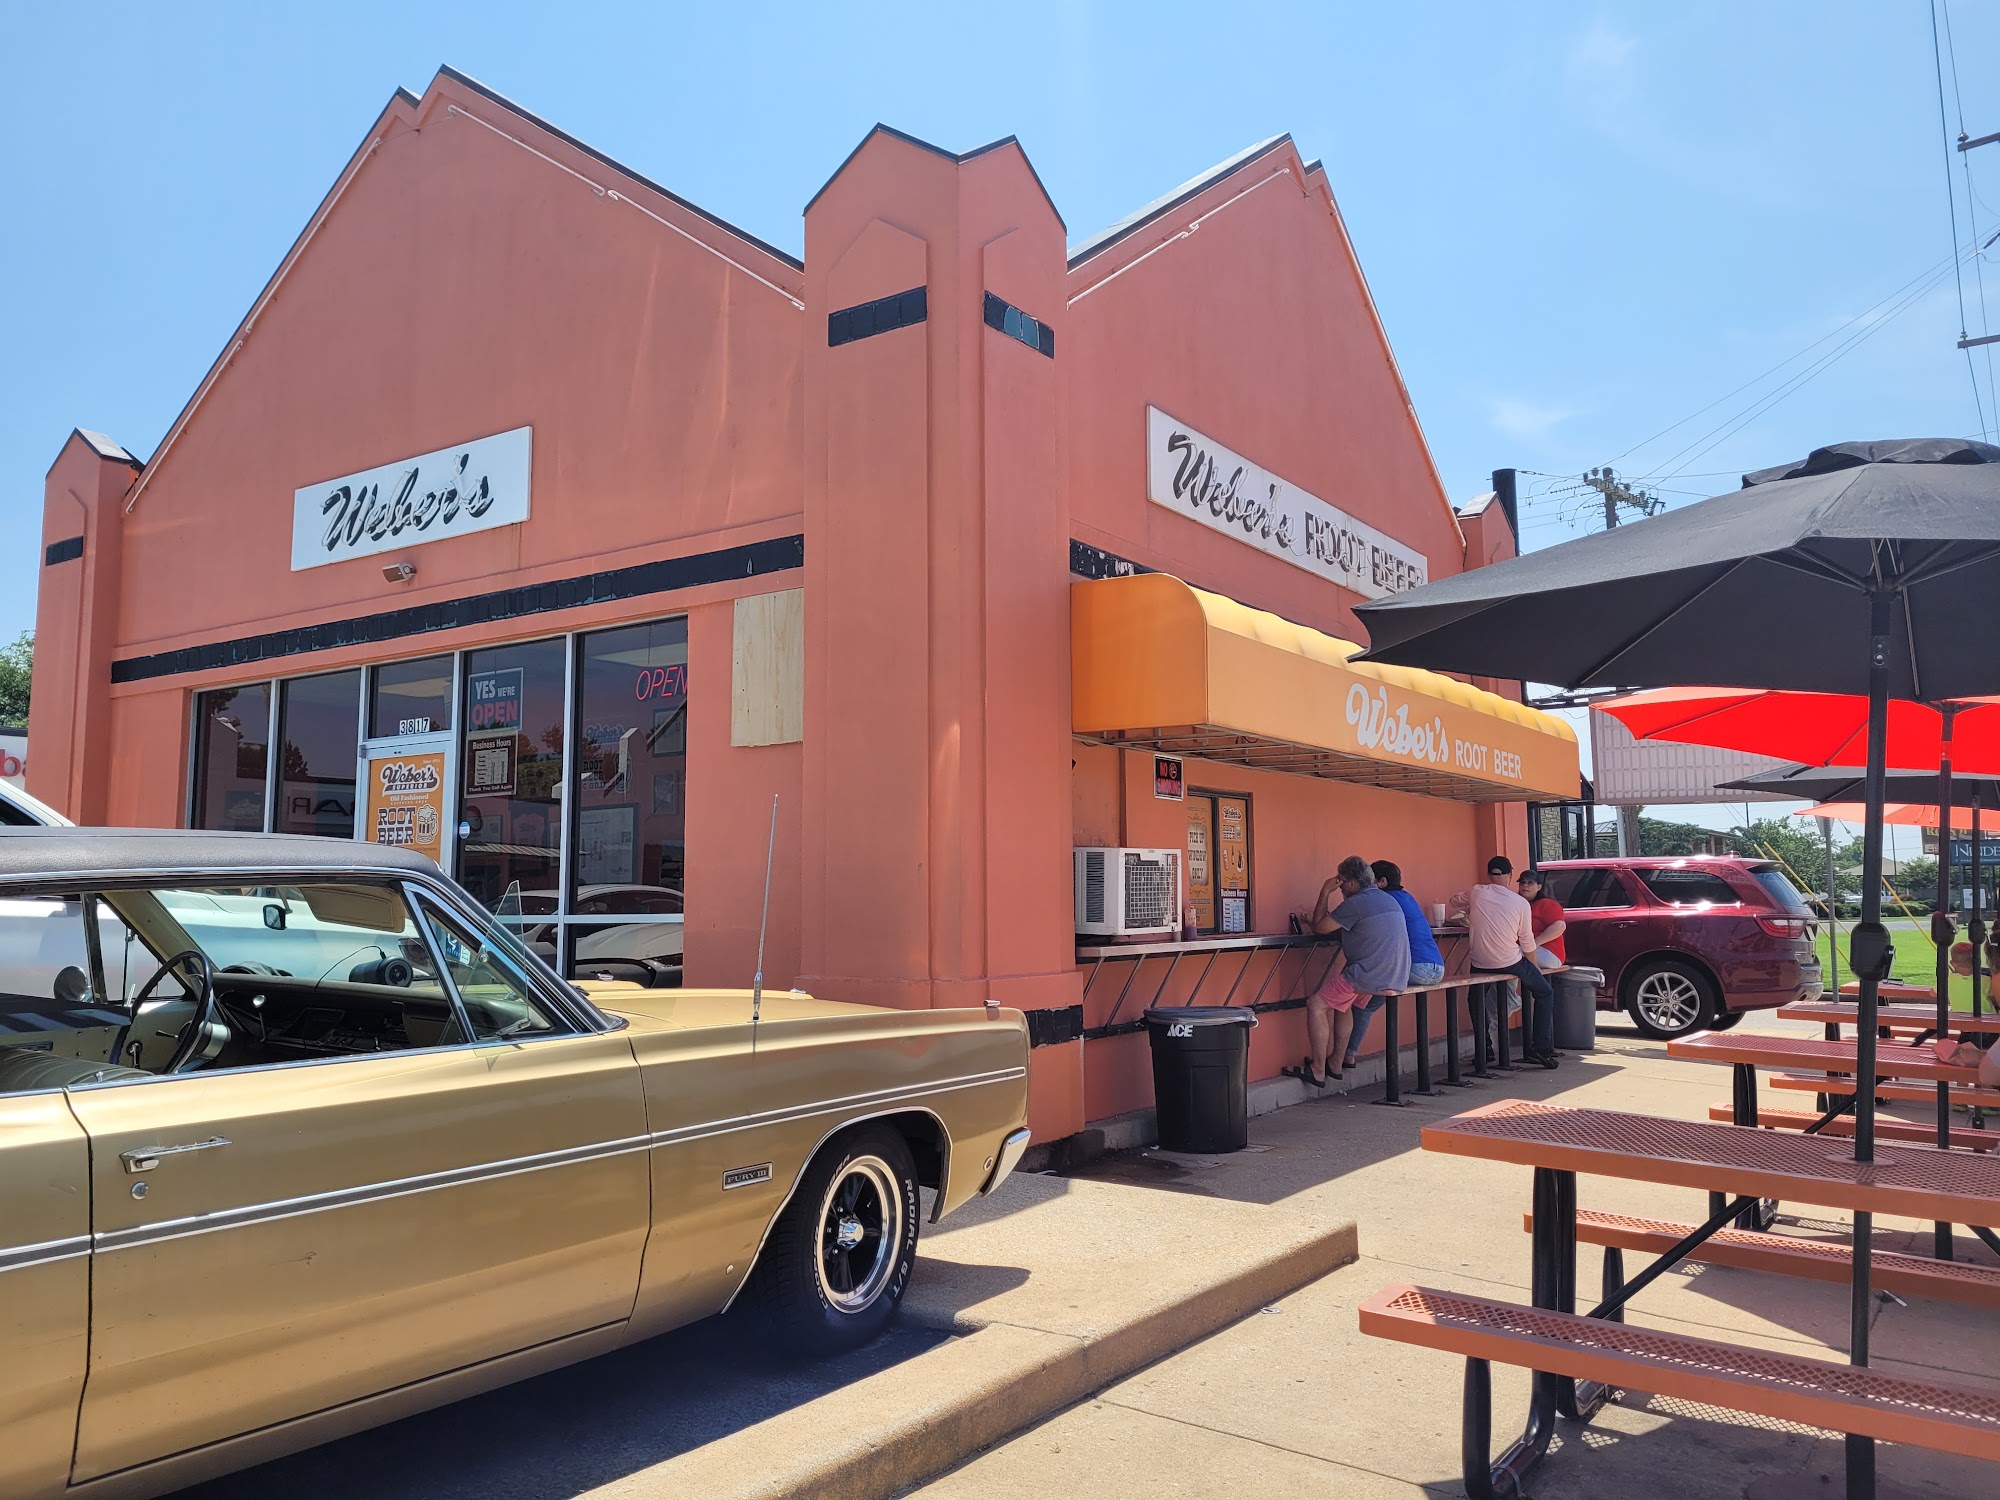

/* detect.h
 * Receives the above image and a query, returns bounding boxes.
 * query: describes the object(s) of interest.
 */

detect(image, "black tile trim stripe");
[827,287,927,347]
[44,536,85,567]
[110,534,805,685]
[983,292,1054,358]
[1026,1004,1084,1048]
[1068,539,1152,580]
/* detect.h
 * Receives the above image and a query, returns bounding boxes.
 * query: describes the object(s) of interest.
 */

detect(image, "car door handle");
[121,1137,231,1173]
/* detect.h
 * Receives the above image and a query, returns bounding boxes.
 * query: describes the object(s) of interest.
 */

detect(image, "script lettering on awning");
[291,427,532,571]
[1146,408,1427,599]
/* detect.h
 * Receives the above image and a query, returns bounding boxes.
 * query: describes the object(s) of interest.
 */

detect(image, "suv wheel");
[742,1124,920,1357]
[1624,959,1719,1040]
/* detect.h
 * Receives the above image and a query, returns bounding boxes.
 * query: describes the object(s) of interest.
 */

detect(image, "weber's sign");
[1145,408,1426,599]
[292,427,532,571]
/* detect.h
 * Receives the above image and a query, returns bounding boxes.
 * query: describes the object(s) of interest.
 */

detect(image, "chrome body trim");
[0,1233,91,1275]
[93,1133,654,1253]
[85,1069,1019,1256]
[644,1066,1024,1150]
[981,1126,1033,1196]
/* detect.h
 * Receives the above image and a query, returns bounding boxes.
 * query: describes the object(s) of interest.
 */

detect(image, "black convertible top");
[0,827,440,883]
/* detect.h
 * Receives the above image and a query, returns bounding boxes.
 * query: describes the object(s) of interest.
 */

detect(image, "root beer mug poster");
[366,750,447,865]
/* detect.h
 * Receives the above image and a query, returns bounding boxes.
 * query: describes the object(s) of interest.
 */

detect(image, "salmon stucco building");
[33,68,1579,1149]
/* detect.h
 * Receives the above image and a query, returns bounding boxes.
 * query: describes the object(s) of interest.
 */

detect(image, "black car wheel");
[742,1124,920,1357]
[1624,958,1719,1040]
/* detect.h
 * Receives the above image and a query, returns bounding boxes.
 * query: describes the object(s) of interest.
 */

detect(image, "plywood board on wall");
[732,589,804,746]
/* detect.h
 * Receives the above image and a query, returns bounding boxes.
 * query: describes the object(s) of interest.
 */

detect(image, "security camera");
[381,561,416,583]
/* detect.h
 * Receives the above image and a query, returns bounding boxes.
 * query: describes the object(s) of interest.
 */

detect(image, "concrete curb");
[587,1213,1359,1500]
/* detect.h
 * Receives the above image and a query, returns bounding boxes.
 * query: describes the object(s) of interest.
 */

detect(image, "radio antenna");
[750,794,778,1046]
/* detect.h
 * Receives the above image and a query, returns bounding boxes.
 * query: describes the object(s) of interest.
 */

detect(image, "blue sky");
[6,3,1998,832]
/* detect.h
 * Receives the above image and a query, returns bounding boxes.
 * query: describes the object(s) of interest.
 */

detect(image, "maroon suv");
[1537,857,1824,1039]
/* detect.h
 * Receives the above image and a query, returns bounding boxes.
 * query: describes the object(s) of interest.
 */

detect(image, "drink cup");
[1431,902,1447,925]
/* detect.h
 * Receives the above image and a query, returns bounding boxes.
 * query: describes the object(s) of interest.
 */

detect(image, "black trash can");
[1553,966,1603,1052]
[1142,1006,1257,1153]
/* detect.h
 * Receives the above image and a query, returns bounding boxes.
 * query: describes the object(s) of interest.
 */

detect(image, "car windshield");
[149,884,437,988]
[1749,867,1811,913]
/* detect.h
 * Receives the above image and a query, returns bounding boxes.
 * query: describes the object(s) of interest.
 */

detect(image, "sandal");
[1282,1058,1327,1089]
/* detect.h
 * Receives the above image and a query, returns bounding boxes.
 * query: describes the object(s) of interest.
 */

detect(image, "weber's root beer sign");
[292,427,532,571]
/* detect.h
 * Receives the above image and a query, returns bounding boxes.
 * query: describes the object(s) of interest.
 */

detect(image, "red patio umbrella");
[1595,686,2000,773]
[1599,687,1996,1261]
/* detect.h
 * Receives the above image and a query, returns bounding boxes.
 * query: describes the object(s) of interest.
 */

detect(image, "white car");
[0,782,71,829]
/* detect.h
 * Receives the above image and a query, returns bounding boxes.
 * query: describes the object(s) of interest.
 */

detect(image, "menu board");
[364,750,447,865]
[1185,798,1215,932]
[1216,796,1250,934]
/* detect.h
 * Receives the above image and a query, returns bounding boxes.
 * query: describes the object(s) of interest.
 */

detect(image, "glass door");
[356,731,457,872]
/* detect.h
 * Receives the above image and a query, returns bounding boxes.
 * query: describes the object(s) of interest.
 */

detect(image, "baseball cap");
[1486,855,1514,876]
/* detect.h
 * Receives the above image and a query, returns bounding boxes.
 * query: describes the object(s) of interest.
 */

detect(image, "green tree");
[1731,816,1829,894]
[1892,855,1939,899]
[0,631,30,726]
[1637,816,1737,856]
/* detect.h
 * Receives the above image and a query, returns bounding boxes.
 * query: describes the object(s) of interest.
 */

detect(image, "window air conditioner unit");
[1074,847,1181,938]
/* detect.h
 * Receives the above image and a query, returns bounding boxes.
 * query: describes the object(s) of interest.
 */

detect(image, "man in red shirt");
[1518,868,1566,970]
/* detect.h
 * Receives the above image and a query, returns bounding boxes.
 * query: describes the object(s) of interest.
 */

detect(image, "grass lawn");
[1813,916,1993,1012]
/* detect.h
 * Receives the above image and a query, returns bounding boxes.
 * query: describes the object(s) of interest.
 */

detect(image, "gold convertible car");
[0,828,1031,1500]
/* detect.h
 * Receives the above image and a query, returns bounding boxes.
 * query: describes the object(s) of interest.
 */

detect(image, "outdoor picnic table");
[1668,1031,1981,1095]
[1377,1099,2000,1494]
[1778,1001,2000,1035]
[1836,979,1936,1002]
[1423,1098,2000,1243]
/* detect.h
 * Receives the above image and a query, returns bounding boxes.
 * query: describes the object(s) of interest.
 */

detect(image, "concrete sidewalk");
[601,1140,1361,1499]
[912,1016,2000,1499]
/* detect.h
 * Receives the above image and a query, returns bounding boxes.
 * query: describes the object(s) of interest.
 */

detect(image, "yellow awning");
[1072,573,1579,803]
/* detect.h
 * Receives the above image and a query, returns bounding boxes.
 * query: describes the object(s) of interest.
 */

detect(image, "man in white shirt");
[1447,855,1557,1068]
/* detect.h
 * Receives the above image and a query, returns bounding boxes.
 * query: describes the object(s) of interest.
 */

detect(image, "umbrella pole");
[1973,794,1985,1021]
[1822,818,1840,997]
[1844,593,1894,1500]
[1933,709,1956,1262]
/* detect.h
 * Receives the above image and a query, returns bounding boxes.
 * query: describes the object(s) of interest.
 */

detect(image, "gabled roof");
[72,429,140,466]
[1068,134,1290,267]
[121,67,804,515]
[439,67,803,271]
[804,122,1065,229]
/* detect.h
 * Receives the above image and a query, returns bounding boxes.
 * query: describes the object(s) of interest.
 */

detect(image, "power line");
[1932,0,1991,436]
[1638,249,1977,483]
[1605,240,1978,473]
[1941,0,1998,434]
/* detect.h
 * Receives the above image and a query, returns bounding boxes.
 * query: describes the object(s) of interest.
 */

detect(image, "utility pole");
[1957,129,2000,350]
[1581,467,1665,529]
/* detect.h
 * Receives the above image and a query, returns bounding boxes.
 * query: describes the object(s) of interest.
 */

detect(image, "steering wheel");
[134,949,225,1073]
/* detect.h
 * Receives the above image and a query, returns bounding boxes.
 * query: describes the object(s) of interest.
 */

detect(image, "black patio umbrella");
[1354,438,2000,1495]
[1718,764,2000,805]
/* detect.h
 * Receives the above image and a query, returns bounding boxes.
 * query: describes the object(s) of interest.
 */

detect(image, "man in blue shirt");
[1286,854,1411,1086]
[1333,860,1447,1071]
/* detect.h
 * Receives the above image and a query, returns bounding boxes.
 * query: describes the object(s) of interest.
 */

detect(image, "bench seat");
[1527,1207,2000,1310]
[1360,1282,2000,1463]
[1767,1072,2000,1109]
[1706,1102,2000,1149]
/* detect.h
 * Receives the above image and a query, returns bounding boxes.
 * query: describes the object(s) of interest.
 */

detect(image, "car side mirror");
[263,903,287,931]
[53,965,91,1005]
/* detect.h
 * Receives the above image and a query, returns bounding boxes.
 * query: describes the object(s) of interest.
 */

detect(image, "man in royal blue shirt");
[1335,860,1447,1071]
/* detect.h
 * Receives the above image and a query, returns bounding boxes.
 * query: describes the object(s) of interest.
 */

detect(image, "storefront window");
[456,639,565,914]
[369,655,454,739]
[568,620,688,979]
[275,670,361,838]
[190,684,271,831]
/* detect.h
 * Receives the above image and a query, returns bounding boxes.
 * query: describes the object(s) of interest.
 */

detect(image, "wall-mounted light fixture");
[381,561,416,584]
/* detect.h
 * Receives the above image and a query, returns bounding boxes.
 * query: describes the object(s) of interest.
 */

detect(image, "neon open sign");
[633,664,689,703]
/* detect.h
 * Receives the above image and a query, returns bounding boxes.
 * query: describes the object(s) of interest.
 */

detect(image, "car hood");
[578,983,886,1030]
